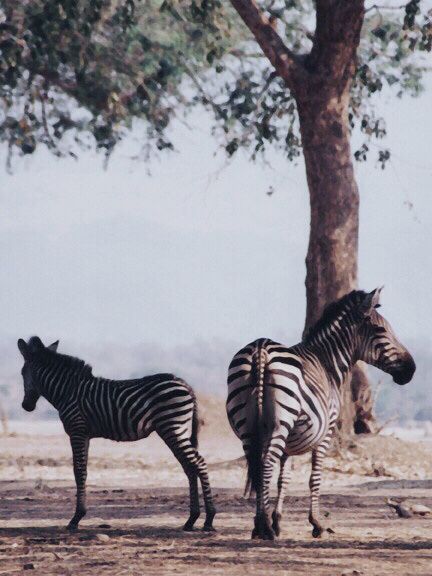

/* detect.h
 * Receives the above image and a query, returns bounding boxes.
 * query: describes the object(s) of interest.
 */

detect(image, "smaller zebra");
[18,337,216,532]
[226,288,415,539]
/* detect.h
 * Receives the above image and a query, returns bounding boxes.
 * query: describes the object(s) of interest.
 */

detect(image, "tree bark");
[297,89,358,331]
[230,0,376,435]
[295,83,375,435]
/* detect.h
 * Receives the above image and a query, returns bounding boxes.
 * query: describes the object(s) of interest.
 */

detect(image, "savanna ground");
[1,396,432,575]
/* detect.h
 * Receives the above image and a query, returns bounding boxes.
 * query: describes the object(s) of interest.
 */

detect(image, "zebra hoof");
[251,522,275,540]
[66,523,79,532]
[265,527,275,540]
[271,511,281,537]
[312,525,334,538]
[203,509,216,531]
[183,523,196,532]
[252,530,275,541]
[183,510,200,532]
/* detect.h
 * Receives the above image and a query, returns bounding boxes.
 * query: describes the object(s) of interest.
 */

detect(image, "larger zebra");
[18,336,216,532]
[226,288,415,540]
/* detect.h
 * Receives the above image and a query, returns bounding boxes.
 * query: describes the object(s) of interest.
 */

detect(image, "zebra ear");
[28,336,44,352]
[47,340,59,352]
[361,287,383,316]
[371,286,383,308]
[17,339,30,359]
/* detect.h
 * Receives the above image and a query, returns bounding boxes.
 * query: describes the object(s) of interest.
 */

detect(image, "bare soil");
[1,397,432,575]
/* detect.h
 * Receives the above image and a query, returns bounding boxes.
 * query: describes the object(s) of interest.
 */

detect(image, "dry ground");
[1,397,432,575]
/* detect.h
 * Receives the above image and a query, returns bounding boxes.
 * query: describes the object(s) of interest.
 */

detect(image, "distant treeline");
[1,338,430,423]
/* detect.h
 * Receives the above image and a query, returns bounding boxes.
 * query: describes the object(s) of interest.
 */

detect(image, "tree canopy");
[0,0,430,169]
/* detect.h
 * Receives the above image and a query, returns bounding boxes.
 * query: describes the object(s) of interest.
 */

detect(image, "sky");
[1,77,431,384]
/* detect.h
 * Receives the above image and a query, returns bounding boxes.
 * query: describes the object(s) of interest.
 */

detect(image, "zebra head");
[17,337,59,411]
[356,288,415,385]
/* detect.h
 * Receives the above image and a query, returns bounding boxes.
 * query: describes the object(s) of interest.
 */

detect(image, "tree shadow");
[0,524,213,541]
[2,524,431,553]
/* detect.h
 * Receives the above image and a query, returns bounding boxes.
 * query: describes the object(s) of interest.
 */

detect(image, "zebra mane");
[303,290,367,342]
[46,351,93,376]
[28,337,93,376]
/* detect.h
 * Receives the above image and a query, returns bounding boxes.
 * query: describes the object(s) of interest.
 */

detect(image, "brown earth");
[1,396,432,575]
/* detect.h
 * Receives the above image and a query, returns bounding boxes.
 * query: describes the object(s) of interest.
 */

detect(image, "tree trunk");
[296,83,375,435]
[351,361,375,434]
[228,0,374,435]
[0,401,8,436]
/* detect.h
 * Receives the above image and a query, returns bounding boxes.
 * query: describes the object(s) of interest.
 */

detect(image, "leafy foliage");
[0,0,430,168]
[0,0,232,167]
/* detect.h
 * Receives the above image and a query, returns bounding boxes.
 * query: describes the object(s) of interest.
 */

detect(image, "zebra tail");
[246,343,266,496]
[191,396,200,449]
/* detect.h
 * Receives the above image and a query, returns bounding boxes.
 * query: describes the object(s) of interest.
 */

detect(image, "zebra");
[226,288,415,540]
[17,336,216,532]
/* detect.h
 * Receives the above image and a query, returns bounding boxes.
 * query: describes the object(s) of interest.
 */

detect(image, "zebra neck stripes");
[299,324,357,388]
[33,362,88,412]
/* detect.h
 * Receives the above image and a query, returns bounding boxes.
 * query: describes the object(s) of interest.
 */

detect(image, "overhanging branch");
[229,0,301,89]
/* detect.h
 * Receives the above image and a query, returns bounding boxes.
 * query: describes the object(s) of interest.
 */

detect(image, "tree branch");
[365,4,406,13]
[37,69,79,97]
[229,0,300,88]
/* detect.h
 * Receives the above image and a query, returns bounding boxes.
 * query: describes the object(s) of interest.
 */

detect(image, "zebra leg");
[272,454,290,536]
[308,438,334,538]
[253,445,281,540]
[240,438,268,538]
[67,435,89,531]
[161,430,216,531]
[183,473,201,532]
[183,446,216,531]
[196,452,216,531]
[246,437,266,540]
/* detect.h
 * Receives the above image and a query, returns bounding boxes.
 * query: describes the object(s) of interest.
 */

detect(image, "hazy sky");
[1,78,431,365]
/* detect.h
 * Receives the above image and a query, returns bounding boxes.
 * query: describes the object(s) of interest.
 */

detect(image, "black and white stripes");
[16,288,415,540]
[17,336,216,532]
[226,288,415,539]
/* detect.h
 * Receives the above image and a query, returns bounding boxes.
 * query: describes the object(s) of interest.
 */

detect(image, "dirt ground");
[1,397,432,575]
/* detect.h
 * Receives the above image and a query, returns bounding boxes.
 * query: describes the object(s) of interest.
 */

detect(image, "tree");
[231,1,368,430]
[0,0,430,433]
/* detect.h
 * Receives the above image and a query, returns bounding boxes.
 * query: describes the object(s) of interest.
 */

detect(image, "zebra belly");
[284,413,329,455]
[89,429,152,442]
